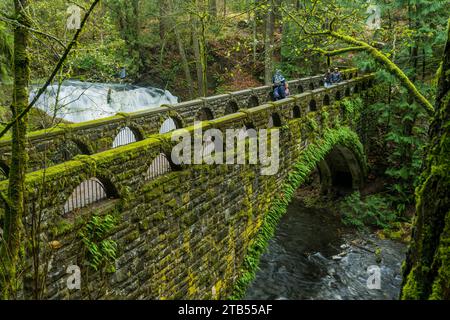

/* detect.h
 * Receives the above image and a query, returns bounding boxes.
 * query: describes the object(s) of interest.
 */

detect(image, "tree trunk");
[191,13,204,97]
[159,0,168,40]
[1,0,30,299]
[264,0,274,85]
[209,0,217,17]
[199,15,208,97]
[401,20,450,300]
[169,0,194,99]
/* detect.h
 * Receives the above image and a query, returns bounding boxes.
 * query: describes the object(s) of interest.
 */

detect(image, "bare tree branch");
[283,8,435,116]
[0,14,66,49]
[0,0,101,140]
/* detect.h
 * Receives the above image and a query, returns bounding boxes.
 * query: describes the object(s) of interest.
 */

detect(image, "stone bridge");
[0,69,380,299]
[0,69,362,178]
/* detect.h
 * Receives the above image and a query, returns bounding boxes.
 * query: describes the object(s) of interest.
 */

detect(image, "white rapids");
[31,80,178,123]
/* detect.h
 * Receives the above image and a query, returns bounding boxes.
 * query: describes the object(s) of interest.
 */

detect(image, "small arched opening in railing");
[309,99,317,112]
[268,112,282,128]
[345,87,351,97]
[342,74,347,81]
[361,82,367,91]
[112,127,142,149]
[202,132,224,162]
[248,95,259,108]
[354,84,360,94]
[323,95,331,106]
[197,107,214,121]
[225,100,239,115]
[319,80,325,87]
[309,82,315,91]
[145,153,175,181]
[63,177,117,216]
[245,122,256,131]
[335,91,342,101]
[349,73,353,79]
[53,139,90,164]
[298,84,304,93]
[292,105,301,118]
[160,116,182,134]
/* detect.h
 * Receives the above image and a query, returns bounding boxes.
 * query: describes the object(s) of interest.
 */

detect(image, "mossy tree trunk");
[1,0,30,299]
[401,20,450,300]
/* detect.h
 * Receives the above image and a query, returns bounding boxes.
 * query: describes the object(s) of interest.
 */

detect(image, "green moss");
[229,126,365,299]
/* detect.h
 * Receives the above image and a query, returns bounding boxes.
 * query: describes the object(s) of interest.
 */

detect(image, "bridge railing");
[0,69,361,179]
[0,74,375,215]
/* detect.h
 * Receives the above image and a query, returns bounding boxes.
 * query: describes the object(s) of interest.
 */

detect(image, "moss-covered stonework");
[0,72,379,299]
[229,126,366,299]
[0,69,359,178]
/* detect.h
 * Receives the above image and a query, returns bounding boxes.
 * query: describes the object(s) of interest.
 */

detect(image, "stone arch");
[292,105,301,118]
[335,91,342,101]
[245,122,256,130]
[317,145,365,193]
[268,112,282,128]
[248,95,259,108]
[345,87,351,97]
[112,126,143,149]
[309,99,317,112]
[298,84,304,93]
[197,107,214,121]
[160,116,182,134]
[225,100,239,114]
[53,139,90,164]
[323,94,331,106]
[309,82,315,91]
[63,177,118,216]
[145,153,175,181]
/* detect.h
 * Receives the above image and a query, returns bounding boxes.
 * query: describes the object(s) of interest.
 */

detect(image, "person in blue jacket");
[272,70,287,101]
[331,67,342,84]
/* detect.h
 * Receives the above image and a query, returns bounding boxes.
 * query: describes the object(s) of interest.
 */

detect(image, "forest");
[0,0,449,302]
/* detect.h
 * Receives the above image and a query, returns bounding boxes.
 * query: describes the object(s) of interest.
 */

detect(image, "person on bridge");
[285,82,290,97]
[272,69,287,101]
[331,67,342,84]
[324,69,332,87]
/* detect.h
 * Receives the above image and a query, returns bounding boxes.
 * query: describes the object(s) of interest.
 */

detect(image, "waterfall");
[31,80,178,123]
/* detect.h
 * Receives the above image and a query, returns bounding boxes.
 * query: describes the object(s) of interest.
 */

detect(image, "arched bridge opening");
[317,145,364,195]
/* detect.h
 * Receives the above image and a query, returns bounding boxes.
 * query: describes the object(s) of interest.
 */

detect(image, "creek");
[245,194,406,300]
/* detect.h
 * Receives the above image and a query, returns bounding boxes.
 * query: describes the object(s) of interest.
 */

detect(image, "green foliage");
[340,192,397,229]
[79,213,118,272]
[230,124,366,299]
[69,39,132,82]
[0,22,13,82]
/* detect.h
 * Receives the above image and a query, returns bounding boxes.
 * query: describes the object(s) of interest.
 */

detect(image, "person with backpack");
[272,70,287,101]
[331,67,342,84]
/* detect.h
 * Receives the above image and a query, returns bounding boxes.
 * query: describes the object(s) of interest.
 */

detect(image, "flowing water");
[31,80,178,123]
[245,195,407,300]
